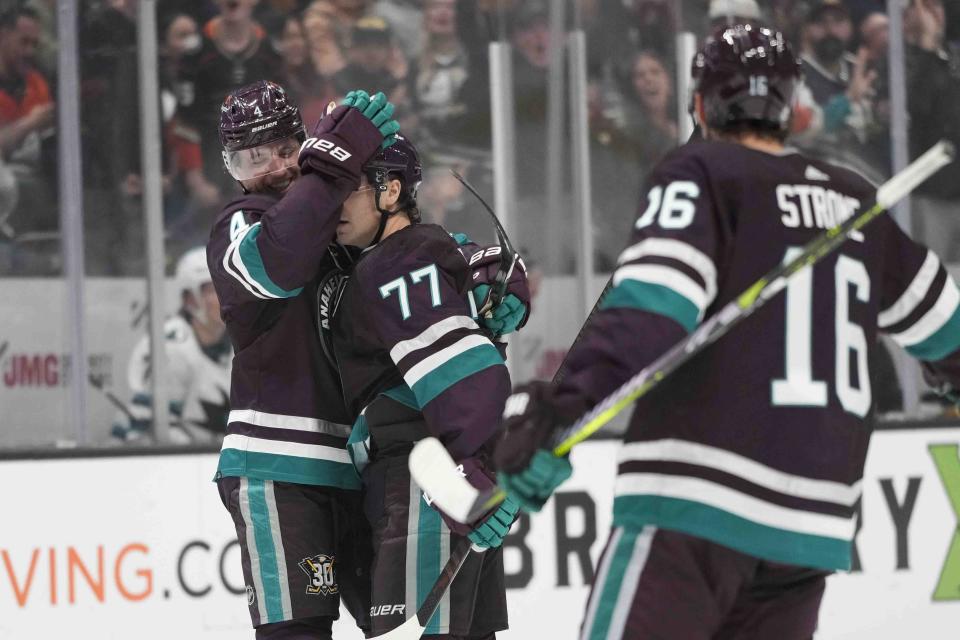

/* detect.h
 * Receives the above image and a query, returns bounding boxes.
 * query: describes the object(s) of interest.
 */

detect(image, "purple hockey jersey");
[206,174,359,489]
[557,141,960,571]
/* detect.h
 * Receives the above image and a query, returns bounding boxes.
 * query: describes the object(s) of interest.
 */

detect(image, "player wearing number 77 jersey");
[493,24,960,640]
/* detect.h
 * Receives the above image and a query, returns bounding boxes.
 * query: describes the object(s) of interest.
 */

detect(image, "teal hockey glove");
[472,284,526,335]
[497,449,572,513]
[467,496,520,548]
[341,90,400,149]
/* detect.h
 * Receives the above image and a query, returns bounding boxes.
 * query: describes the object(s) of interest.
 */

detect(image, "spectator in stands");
[332,16,407,106]
[904,0,960,261]
[302,0,347,78]
[620,49,677,165]
[0,5,56,268]
[856,11,892,174]
[279,12,338,126]
[372,0,423,60]
[408,0,487,151]
[621,0,677,59]
[177,0,281,197]
[799,0,876,147]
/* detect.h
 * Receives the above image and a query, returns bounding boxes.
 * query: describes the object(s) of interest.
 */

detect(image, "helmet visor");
[222,134,301,181]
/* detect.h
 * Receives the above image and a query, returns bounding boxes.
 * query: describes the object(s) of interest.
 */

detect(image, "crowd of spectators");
[1,0,959,277]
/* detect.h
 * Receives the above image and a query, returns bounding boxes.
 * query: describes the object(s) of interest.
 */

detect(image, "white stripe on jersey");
[225,222,282,299]
[221,223,271,299]
[887,276,960,347]
[402,334,493,388]
[614,264,711,315]
[238,478,270,623]
[221,434,353,464]
[618,238,718,301]
[879,250,940,328]
[618,439,862,506]
[228,409,352,438]
[615,473,856,540]
[389,315,479,363]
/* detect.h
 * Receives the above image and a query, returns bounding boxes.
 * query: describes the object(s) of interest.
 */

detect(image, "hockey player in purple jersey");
[327,134,529,638]
[493,25,960,639]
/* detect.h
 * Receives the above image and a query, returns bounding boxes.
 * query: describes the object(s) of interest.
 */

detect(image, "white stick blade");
[876,140,955,209]
[409,437,478,523]
[368,614,425,640]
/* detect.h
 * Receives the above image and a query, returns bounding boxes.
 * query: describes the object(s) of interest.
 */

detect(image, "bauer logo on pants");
[298,554,338,596]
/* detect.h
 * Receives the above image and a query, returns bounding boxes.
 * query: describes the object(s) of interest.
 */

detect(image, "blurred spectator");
[302,0,347,78]
[0,5,56,272]
[856,11,892,174]
[279,12,338,125]
[408,0,488,151]
[372,0,423,61]
[111,246,231,445]
[622,0,678,59]
[620,49,678,163]
[332,15,407,106]
[904,0,960,261]
[799,1,876,146]
[707,0,762,29]
[178,0,281,197]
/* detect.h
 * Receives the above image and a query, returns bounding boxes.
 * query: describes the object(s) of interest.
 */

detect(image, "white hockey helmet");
[175,246,212,320]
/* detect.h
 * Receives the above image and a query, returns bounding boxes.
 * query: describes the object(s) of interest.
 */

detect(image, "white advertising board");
[2,430,959,639]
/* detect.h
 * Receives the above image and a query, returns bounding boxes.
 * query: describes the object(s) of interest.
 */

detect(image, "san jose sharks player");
[327,132,529,638]
[493,25,960,639]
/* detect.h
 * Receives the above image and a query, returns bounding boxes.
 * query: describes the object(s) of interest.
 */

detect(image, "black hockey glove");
[922,362,960,408]
[493,382,587,512]
[297,91,399,185]
[457,239,531,335]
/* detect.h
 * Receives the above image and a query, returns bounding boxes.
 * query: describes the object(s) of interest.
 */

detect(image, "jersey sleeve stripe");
[617,439,861,505]
[618,238,718,301]
[403,334,495,387]
[408,342,505,407]
[887,276,960,359]
[613,264,712,313]
[879,249,940,328]
[227,223,305,299]
[601,279,700,332]
[222,233,269,299]
[389,315,480,363]
[228,409,352,437]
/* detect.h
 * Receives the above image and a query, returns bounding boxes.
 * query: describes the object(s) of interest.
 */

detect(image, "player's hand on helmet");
[298,90,398,184]
[341,90,400,149]
[493,381,586,512]
[467,495,520,549]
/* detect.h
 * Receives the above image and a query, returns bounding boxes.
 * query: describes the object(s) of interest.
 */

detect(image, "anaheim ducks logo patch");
[298,554,338,596]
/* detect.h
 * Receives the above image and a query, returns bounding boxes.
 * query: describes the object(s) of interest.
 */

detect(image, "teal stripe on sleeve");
[382,384,421,409]
[417,500,444,634]
[238,224,304,298]
[906,305,960,361]
[411,343,504,407]
[247,479,284,623]
[601,280,700,332]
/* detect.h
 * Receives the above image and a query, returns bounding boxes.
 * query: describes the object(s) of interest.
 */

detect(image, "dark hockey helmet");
[691,24,801,135]
[220,80,306,181]
[363,134,423,214]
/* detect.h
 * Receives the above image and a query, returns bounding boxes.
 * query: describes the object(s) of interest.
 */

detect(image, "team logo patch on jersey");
[298,554,338,596]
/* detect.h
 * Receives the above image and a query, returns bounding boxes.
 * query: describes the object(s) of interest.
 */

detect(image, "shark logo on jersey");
[298,554,338,596]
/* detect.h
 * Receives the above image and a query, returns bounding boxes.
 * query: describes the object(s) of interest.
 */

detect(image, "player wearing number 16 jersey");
[494,24,960,639]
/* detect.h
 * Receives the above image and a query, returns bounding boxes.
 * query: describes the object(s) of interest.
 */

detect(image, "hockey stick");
[410,140,956,524]
[451,170,519,318]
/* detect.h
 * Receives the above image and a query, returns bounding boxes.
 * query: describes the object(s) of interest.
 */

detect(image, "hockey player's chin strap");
[370,189,392,247]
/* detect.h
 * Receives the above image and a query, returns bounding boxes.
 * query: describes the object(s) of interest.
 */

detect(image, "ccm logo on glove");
[300,137,352,162]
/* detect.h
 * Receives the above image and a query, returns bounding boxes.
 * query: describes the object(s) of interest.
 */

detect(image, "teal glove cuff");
[472,285,527,335]
[497,449,572,513]
[467,496,520,549]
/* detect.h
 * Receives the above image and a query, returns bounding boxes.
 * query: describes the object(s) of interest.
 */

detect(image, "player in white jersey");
[111,246,231,443]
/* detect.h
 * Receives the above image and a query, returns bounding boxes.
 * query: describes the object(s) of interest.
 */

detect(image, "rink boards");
[1,429,959,639]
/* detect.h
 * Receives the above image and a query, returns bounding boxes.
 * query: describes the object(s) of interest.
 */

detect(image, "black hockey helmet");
[220,80,306,181]
[691,24,801,136]
[363,134,423,244]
